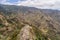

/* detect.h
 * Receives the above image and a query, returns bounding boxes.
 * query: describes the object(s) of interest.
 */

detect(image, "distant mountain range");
[0,4,60,23]
[0,4,60,40]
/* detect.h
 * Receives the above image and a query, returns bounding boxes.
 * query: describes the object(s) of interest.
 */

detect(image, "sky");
[0,0,60,10]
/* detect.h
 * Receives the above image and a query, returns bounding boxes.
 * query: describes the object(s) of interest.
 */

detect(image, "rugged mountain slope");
[40,9,60,23]
[0,4,60,40]
[0,4,60,23]
[0,12,49,40]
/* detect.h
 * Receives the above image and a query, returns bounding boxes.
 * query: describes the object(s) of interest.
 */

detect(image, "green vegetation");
[0,4,60,40]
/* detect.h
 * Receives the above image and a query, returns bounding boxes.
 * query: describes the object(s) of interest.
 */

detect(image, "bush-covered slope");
[0,12,50,40]
[0,4,60,40]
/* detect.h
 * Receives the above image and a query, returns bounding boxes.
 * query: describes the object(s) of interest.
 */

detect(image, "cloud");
[0,0,60,10]
[14,0,60,9]
[0,0,11,5]
[0,0,7,3]
[16,0,60,9]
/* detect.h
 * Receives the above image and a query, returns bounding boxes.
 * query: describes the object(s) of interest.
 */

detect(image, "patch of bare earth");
[17,25,36,40]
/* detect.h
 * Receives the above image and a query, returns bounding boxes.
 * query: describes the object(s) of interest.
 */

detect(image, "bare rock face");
[17,25,36,40]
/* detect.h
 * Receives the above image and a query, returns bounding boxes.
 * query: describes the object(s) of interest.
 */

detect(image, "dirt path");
[17,25,36,40]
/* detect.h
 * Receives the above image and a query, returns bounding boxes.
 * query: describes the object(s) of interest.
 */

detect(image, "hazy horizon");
[0,0,60,10]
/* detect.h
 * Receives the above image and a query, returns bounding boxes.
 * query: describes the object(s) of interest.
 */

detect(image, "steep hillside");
[0,4,60,40]
[0,12,49,40]
[40,9,60,23]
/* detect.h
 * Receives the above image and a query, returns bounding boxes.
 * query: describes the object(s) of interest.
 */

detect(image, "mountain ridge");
[0,4,60,40]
